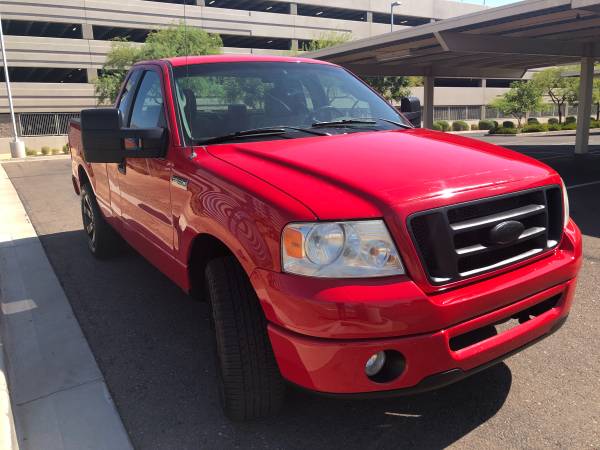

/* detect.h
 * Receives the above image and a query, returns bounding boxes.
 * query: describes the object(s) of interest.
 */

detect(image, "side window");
[117,70,141,121]
[129,71,166,129]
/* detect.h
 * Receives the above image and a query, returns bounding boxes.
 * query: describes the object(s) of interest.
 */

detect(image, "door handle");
[118,160,126,175]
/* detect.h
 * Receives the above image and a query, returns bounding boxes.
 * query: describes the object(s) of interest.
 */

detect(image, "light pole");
[0,13,25,159]
[391,2,402,32]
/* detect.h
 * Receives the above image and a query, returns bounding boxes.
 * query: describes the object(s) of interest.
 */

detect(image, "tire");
[205,255,285,421]
[80,183,121,259]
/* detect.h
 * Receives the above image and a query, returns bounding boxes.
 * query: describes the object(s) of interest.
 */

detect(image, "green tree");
[532,67,579,124]
[95,24,222,104]
[299,31,419,103]
[593,77,600,121]
[489,80,543,128]
[362,76,411,102]
[94,39,142,105]
[300,31,351,52]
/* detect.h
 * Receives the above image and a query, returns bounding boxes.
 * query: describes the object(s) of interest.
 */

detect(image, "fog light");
[365,351,386,377]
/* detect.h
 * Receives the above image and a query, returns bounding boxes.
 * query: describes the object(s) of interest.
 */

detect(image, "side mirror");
[80,108,167,163]
[399,96,422,128]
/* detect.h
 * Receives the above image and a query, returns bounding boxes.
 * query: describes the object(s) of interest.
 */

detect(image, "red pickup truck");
[68,55,582,421]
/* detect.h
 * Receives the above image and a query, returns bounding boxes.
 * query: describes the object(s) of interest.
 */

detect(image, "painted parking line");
[566,180,600,190]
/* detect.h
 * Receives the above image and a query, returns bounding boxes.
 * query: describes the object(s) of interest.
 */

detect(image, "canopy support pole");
[575,56,594,155]
[423,75,434,129]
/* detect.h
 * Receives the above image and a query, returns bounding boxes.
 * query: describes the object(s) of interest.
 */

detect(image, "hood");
[205,129,558,220]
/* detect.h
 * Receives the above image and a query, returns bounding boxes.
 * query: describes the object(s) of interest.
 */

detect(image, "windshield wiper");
[196,126,328,146]
[311,118,412,129]
[311,119,378,128]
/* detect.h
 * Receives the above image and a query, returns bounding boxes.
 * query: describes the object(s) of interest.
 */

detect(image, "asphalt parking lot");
[2,142,600,449]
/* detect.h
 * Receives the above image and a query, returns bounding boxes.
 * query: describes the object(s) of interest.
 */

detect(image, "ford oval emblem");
[488,220,525,245]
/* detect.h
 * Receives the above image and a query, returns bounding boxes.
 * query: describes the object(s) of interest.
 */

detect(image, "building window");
[486,79,520,88]
[297,5,368,22]
[434,78,482,88]
[93,26,151,43]
[0,68,88,83]
[1,20,83,39]
[221,35,291,50]
[372,14,430,26]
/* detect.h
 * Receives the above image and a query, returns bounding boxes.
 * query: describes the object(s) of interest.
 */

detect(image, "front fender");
[172,150,316,281]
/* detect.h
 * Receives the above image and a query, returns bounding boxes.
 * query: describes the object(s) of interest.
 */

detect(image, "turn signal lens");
[282,227,304,259]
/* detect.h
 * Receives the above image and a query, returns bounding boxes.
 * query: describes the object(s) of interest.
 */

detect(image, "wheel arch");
[77,164,92,194]
[187,233,239,300]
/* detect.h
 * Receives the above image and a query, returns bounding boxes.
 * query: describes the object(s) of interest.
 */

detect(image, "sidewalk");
[0,162,132,450]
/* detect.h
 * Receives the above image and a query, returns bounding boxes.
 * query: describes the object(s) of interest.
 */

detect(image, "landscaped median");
[444,116,600,136]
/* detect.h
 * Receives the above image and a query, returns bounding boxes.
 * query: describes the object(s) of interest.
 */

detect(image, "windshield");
[172,62,411,143]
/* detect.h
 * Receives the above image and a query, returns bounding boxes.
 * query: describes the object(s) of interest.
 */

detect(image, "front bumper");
[251,220,581,395]
[267,279,575,394]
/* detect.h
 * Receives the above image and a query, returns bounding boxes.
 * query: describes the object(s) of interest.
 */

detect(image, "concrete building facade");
[1,0,506,142]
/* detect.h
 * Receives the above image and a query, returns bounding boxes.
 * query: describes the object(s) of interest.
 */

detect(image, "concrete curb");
[0,332,18,450]
[0,163,133,450]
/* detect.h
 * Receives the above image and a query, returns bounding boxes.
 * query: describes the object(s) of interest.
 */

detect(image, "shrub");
[527,117,540,124]
[565,116,576,124]
[493,120,499,129]
[51,148,61,155]
[25,148,37,157]
[490,126,518,135]
[431,122,443,131]
[452,120,469,131]
[502,121,515,128]
[434,120,450,131]
[590,120,600,129]
[561,122,577,130]
[470,123,479,131]
[40,146,51,156]
[478,120,495,130]
[547,123,561,131]
[522,123,548,133]
[62,144,70,154]
[547,117,559,125]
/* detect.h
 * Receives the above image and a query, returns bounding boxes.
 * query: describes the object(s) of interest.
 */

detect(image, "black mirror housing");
[80,108,167,163]
[400,96,422,128]
[81,109,124,163]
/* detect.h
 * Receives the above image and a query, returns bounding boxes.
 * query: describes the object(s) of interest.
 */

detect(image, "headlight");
[282,220,405,278]
[561,179,570,228]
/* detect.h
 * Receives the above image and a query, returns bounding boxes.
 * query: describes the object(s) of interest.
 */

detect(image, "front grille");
[408,186,564,285]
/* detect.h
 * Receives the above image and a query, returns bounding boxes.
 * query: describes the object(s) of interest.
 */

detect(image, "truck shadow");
[36,229,511,449]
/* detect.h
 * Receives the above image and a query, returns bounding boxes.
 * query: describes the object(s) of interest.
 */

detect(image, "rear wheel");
[205,255,285,421]
[80,183,121,259]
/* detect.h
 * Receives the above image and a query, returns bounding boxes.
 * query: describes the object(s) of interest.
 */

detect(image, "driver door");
[118,67,174,254]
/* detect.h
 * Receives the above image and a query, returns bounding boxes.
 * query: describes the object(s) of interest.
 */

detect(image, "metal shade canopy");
[308,0,600,78]
[308,0,600,153]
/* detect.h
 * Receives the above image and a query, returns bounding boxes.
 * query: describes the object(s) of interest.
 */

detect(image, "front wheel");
[205,255,286,421]
[80,184,121,259]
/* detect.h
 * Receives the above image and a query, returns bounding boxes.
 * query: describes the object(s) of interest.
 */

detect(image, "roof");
[307,0,600,78]
[164,54,335,67]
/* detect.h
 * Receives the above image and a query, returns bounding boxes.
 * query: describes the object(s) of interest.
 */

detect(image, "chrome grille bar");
[450,204,545,232]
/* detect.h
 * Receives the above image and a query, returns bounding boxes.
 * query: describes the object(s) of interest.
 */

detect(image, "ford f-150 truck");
[68,55,582,421]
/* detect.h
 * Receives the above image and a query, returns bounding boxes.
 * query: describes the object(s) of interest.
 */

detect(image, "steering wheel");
[312,105,345,122]
[265,92,293,113]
